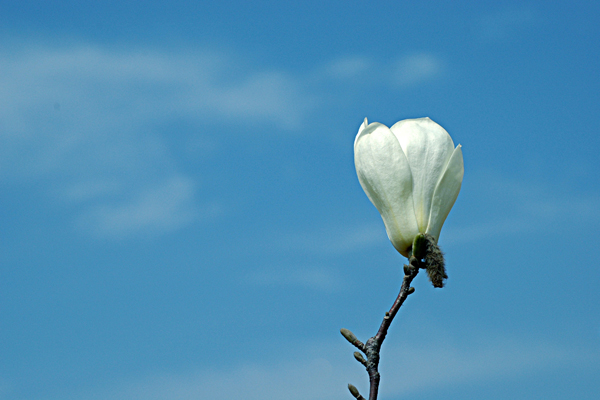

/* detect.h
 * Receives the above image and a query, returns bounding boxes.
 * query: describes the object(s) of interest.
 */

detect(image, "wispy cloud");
[66,356,354,400]
[324,56,373,80]
[273,223,387,255]
[393,53,443,87]
[0,42,447,239]
[444,172,600,246]
[0,44,317,238]
[0,45,313,134]
[322,52,444,88]
[380,335,594,397]
[74,176,220,239]
[246,265,346,292]
[0,44,315,182]
[204,71,314,129]
[476,6,538,41]
[57,334,595,400]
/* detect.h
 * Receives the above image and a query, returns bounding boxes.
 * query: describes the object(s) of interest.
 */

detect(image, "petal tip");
[358,117,369,133]
[355,118,371,148]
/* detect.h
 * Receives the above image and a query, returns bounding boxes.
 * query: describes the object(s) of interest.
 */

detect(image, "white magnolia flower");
[354,117,464,257]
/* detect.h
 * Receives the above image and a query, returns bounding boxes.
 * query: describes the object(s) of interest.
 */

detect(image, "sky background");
[1,1,599,399]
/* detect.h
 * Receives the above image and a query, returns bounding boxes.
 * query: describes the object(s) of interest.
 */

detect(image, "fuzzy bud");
[423,233,447,288]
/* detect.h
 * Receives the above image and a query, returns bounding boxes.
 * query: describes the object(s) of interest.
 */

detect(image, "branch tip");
[340,328,357,343]
[340,328,365,351]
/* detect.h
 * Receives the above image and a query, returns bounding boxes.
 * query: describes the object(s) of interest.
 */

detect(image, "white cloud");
[74,176,219,239]
[325,56,372,80]
[203,71,313,129]
[444,172,600,246]
[0,43,317,238]
[68,356,355,400]
[379,336,592,397]
[477,7,538,41]
[0,45,313,180]
[0,45,312,133]
[0,42,448,239]
[443,217,531,246]
[62,180,123,203]
[246,266,346,292]
[56,333,594,400]
[321,53,443,88]
[393,53,443,87]
[274,223,387,255]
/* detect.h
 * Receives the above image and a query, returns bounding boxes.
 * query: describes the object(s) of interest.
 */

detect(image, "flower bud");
[354,117,463,257]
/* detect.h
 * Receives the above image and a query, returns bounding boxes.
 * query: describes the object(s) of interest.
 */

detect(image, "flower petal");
[354,121,419,256]
[426,144,464,241]
[390,118,455,233]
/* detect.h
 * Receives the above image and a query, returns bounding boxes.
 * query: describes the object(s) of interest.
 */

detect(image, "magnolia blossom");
[354,117,464,257]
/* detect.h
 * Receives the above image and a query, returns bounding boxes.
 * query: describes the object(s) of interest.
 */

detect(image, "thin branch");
[374,256,421,344]
[342,234,448,400]
[343,256,421,400]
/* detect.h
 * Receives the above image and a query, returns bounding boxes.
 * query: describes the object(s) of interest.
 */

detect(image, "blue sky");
[1,1,599,399]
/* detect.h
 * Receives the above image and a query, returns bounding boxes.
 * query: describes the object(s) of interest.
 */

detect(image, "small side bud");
[353,351,367,366]
[412,233,427,260]
[348,383,364,399]
[407,286,415,295]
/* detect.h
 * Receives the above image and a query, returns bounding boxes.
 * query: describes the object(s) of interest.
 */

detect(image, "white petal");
[390,118,455,233]
[426,145,464,241]
[354,122,419,256]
